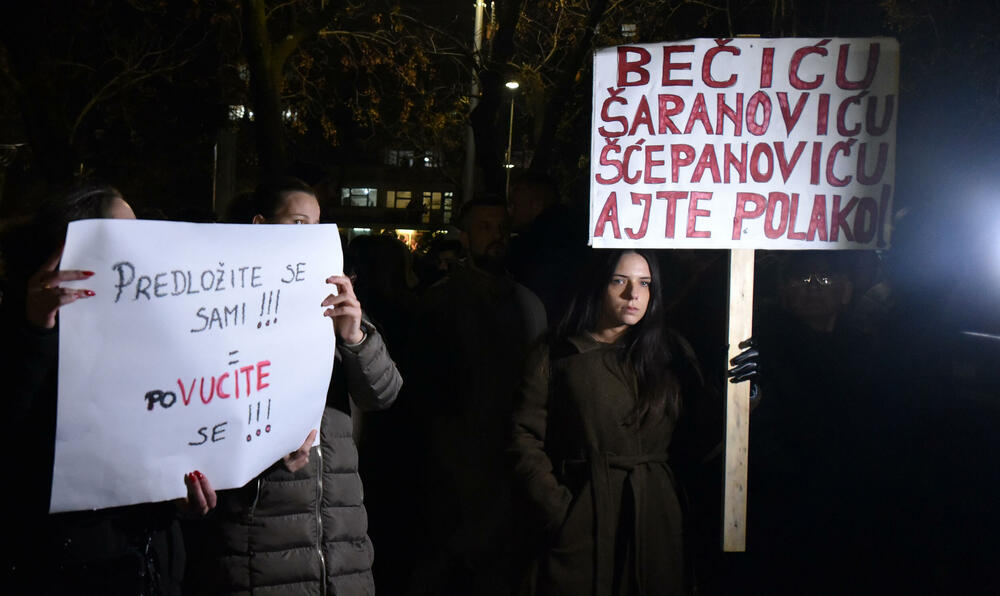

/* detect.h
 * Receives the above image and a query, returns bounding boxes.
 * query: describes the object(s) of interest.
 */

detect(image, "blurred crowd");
[1,171,998,596]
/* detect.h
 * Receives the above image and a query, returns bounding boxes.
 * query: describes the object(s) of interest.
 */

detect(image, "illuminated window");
[387,190,413,209]
[419,191,454,223]
[341,188,377,208]
[386,150,415,167]
[396,229,418,250]
[443,191,454,223]
[386,149,438,168]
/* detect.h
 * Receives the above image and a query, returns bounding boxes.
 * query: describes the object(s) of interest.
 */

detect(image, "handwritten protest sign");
[52,220,341,512]
[590,38,899,249]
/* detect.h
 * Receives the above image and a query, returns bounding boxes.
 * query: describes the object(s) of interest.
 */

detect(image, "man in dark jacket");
[739,252,883,595]
[505,172,589,324]
[408,199,546,596]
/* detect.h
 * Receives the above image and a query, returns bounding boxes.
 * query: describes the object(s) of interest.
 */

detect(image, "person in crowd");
[0,184,213,595]
[737,251,885,594]
[414,235,462,291]
[345,233,416,352]
[222,191,256,224]
[510,249,757,596]
[407,198,546,595]
[187,177,402,596]
[342,232,424,595]
[505,171,589,323]
[507,171,559,235]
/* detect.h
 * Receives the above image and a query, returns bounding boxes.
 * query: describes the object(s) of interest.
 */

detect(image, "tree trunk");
[242,0,288,179]
[470,0,525,199]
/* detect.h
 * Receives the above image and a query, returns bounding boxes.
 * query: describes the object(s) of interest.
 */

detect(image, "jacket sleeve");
[337,322,402,412]
[1,309,59,427]
[510,343,572,533]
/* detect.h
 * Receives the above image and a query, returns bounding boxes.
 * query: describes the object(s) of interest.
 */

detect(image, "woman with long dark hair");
[0,184,214,595]
[511,249,722,596]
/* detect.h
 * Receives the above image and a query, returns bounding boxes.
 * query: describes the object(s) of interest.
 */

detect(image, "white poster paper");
[52,220,341,512]
[589,37,899,249]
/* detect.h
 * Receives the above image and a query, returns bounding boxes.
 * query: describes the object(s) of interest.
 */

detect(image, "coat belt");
[562,452,671,596]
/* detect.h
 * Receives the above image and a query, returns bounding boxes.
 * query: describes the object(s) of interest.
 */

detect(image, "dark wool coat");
[198,322,402,596]
[511,335,685,596]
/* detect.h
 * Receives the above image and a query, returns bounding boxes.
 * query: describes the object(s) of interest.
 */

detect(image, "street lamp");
[505,80,520,198]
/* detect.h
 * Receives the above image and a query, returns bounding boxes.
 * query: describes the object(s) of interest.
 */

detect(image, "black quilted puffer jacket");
[197,322,401,596]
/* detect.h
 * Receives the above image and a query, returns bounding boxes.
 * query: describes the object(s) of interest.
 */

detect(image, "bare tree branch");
[68,28,202,145]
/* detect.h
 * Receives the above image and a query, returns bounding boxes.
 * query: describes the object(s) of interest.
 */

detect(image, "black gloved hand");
[727,338,761,406]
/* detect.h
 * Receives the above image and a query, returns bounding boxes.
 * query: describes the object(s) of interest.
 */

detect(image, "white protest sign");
[590,38,899,249]
[52,220,341,512]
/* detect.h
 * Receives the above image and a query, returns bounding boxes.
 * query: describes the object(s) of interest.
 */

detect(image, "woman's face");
[255,191,320,225]
[599,251,652,330]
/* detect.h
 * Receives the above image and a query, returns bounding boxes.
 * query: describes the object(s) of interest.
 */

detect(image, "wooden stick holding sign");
[723,248,755,551]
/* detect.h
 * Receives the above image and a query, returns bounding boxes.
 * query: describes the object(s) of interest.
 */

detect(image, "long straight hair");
[555,249,695,426]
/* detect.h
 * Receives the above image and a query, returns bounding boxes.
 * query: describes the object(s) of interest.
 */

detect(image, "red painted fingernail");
[82,271,95,277]
[84,290,95,296]
[194,470,204,479]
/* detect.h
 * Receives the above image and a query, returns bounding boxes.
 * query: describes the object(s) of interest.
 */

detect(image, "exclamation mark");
[249,400,272,440]
[253,400,263,438]
[258,291,277,328]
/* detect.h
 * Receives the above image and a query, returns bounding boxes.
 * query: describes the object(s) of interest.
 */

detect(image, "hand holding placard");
[322,275,364,345]
[180,470,216,516]
[283,429,318,473]
[25,246,96,329]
